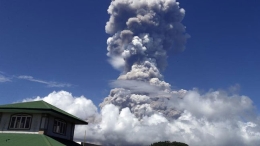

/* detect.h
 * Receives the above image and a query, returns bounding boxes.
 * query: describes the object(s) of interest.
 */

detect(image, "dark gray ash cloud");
[101,0,190,124]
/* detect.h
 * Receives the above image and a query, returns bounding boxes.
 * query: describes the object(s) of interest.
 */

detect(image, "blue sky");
[0,0,259,110]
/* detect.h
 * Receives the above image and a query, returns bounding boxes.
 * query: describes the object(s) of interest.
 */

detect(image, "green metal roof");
[0,100,88,124]
[0,133,66,146]
[0,133,83,146]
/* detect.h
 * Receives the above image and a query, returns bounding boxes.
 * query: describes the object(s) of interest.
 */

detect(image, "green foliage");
[150,141,188,146]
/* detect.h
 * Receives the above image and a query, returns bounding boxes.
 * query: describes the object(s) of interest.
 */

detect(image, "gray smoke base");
[100,0,189,120]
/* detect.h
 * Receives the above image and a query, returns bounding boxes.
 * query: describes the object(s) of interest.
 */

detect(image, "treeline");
[150,141,188,146]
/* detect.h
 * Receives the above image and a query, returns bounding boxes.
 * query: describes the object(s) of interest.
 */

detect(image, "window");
[9,114,32,129]
[53,119,66,135]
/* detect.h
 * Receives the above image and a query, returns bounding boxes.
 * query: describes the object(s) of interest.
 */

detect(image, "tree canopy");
[150,141,188,146]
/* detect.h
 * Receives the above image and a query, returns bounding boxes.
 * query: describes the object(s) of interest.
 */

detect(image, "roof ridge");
[40,100,52,109]
[42,101,66,112]
[42,135,53,146]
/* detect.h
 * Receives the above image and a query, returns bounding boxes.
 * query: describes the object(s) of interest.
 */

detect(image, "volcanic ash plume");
[100,0,189,119]
[88,1,260,145]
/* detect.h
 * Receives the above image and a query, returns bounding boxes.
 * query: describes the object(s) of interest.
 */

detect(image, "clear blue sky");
[0,0,259,109]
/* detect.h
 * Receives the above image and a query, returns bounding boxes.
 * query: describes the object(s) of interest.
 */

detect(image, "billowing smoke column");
[100,0,189,119]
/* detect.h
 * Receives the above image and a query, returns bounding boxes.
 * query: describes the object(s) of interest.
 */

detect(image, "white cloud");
[0,72,11,83]
[73,89,260,146]
[17,75,71,87]
[23,91,98,120]
[24,89,260,146]
[0,71,70,87]
[0,74,11,82]
[171,90,256,121]
[110,80,172,97]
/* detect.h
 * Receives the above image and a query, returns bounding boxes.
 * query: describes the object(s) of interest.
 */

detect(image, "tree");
[150,141,188,146]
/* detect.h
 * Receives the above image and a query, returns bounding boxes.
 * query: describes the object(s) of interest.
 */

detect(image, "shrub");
[150,141,188,146]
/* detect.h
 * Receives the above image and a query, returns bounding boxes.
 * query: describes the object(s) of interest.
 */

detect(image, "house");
[0,100,88,146]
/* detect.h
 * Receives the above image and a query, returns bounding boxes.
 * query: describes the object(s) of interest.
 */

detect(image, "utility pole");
[83,130,86,146]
